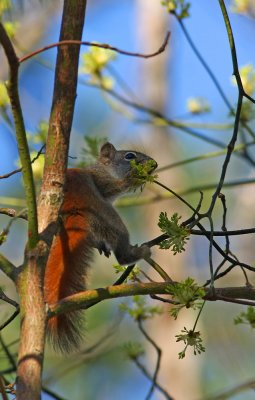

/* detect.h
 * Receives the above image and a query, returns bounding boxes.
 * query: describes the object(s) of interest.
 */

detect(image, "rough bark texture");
[37,0,87,237]
[16,250,47,400]
[16,1,87,399]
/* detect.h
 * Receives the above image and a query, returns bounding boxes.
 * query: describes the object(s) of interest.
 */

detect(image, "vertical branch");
[16,1,88,399]
[0,21,44,400]
[218,0,242,87]
[0,23,38,249]
[37,0,88,237]
[207,0,244,213]
[137,319,162,400]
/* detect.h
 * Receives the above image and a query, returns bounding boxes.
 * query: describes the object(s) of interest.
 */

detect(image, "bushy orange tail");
[44,214,92,353]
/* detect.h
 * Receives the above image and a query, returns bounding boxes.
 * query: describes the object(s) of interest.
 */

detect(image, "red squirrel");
[44,142,157,352]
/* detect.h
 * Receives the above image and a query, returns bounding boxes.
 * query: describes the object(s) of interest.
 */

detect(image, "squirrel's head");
[98,142,157,184]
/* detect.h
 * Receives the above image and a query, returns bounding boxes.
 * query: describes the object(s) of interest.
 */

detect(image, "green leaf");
[113,264,140,282]
[0,81,10,108]
[234,306,255,328]
[187,97,211,114]
[120,296,162,321]
[176,327,205,358]
[130,159,158,185]
[161,0,191,19]
[80,45,116,88]
[231,0,252,16]
[166,278,205,319]
[158,212,190,254]
[123,341,145,360]
[0,0,11,17]
[3,21,19,38]
[0,230,7,246]
[81,45,116,75]
[231,63,255,96]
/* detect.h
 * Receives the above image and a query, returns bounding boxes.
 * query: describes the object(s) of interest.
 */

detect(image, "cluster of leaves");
[231,63,255,122]
[234,306,255,328]
[158,212,190,254]
[123,341,145,360]
[130,159,158,185]
[161,0,191,19]
[231,0,255,16]
[113,264,140,282]
[0,0,19,38]
[120,295,162,321]
[176,327,205,359]
[0,81,9,109]
[80,45,116,89]
[0,230,7,246]
[187,97,211,114]
[166,277,205,319]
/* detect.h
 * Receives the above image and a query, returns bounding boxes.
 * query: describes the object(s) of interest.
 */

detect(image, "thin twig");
[83,80,237,151]
[0,289,20,331]
[42,387,67,400]
[0,308,20,331]
[145,257,173,282]
[0,167,21,180]
[154,180,197,214]
[173,9,255,140]
[19,32,170,63]
[214,295,255,306]
[150,294,177,305]
[133,358,173,400]
[0,208,27,220]
[203,378,255,400]
[0,289,19,309]
[0,254,17,281]
[137,319,163,400]
[208,215,215,289]
[156,141,255,172]
[0,375,8,400]
[0,334,16,371]
[0,144,45,180]
[1,208,28,241]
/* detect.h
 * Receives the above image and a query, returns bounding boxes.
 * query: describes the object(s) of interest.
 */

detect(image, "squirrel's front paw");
[97,242,111,258]
[133,244,151,260]
[116,244,151,265]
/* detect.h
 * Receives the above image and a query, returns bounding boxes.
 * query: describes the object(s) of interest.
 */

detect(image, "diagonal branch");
[0,253,17,281]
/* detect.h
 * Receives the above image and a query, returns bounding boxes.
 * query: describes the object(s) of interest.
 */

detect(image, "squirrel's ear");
[100,142,116,161]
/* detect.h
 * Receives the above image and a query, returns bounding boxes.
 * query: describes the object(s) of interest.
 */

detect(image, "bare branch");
[0,22,38,249]
[19,32,170,63]
[0,208,27,220]
[0,144,45,180]
[0,253,17,281]
[0,308,20,331]
[137,319,163,400]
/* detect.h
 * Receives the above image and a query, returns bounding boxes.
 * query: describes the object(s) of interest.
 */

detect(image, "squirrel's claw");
[97,242,111,258]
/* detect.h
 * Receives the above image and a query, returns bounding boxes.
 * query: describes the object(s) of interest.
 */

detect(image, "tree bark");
[16,1,87,399]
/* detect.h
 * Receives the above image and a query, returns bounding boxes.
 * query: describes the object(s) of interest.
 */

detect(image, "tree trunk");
[16,1,87,399]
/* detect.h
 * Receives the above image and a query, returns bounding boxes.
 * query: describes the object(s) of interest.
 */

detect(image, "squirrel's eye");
[124,152,137,161]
